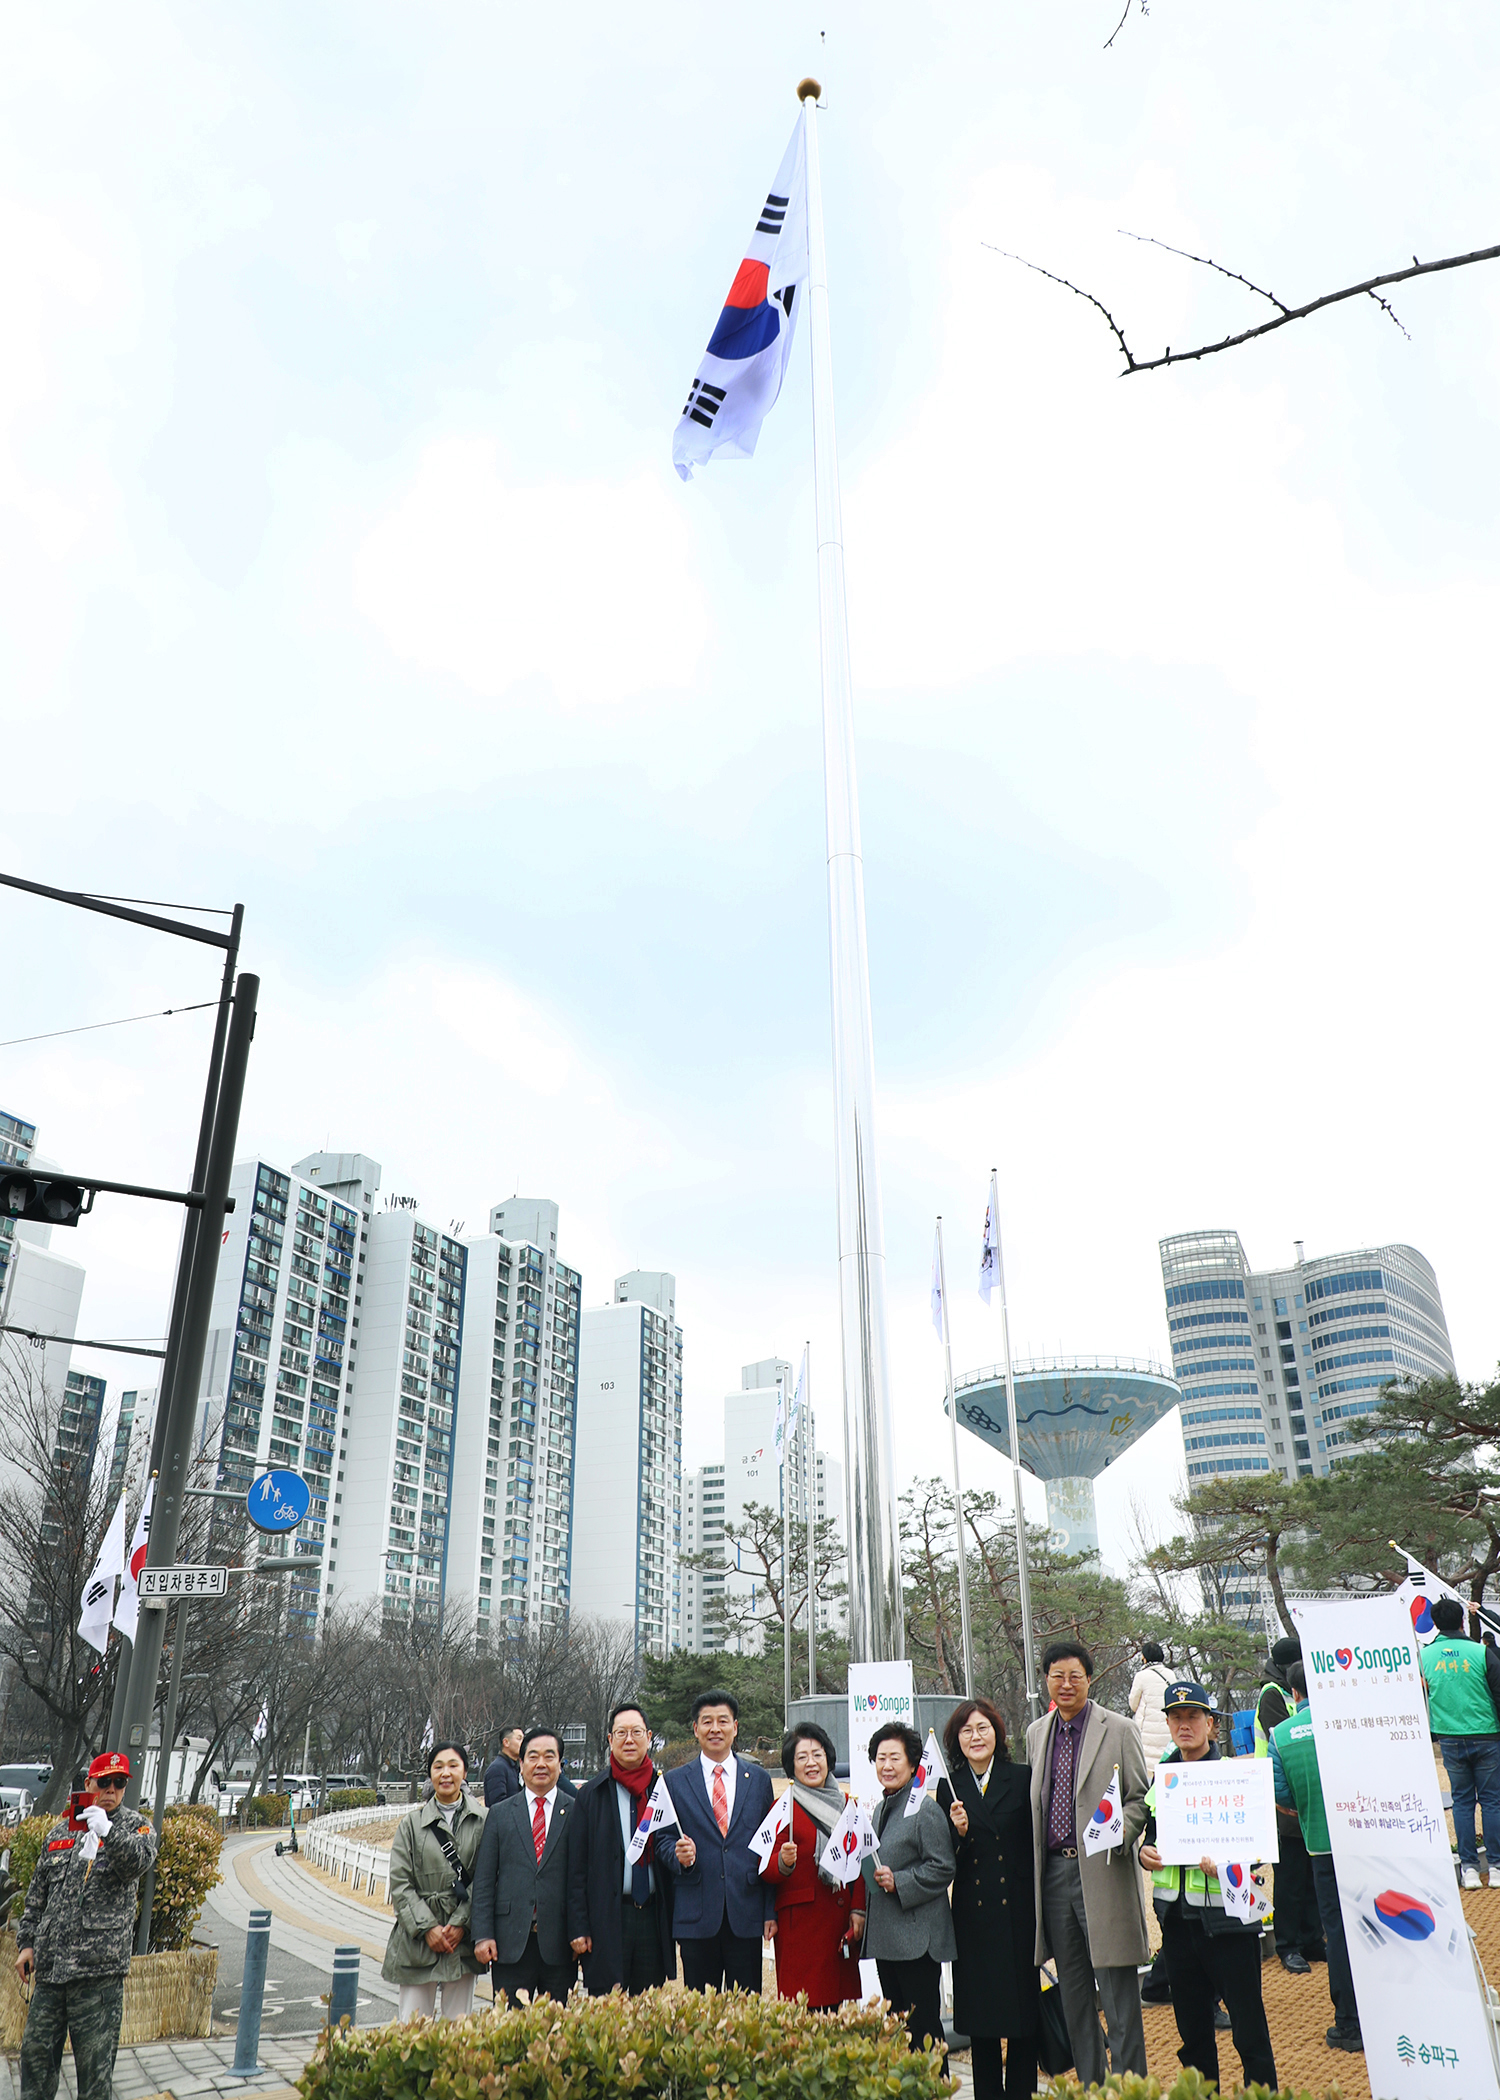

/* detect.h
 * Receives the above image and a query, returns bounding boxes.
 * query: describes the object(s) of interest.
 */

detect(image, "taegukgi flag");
[1081,1764,1124,1855]
[1394,1549,1498,1645]
[904,1727,951,1816]
[626,1771,678,1865]
[1214,1858,1271,1925]
[78,1496,126,1656]
[820,1797,879,1882]
[672,116,809,480]
[748,1789,794,1869]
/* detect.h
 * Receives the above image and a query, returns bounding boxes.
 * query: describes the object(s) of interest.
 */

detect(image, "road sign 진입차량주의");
[138,1564,230,1604]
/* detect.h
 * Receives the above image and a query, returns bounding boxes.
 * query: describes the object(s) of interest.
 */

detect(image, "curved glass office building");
[1159,1230,1455,1481]
[951,1357,1181,1558]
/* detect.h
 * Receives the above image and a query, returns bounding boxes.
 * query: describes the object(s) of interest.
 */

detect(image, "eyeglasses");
[959,1719,993,1734]
[612,1727,648,1740]
[1046,1672,1087,1687]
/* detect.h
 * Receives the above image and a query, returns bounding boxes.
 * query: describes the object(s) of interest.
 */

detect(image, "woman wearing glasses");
[943,1698,1040,2100]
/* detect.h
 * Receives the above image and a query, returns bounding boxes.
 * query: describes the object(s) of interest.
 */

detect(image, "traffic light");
[0,1173,87,1227]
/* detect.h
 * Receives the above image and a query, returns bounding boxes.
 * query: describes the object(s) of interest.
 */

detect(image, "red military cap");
[88,1751,130,1780]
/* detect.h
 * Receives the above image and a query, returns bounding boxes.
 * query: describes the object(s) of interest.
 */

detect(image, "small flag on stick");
[820,1797,879,1882]
[748,1790,793,1869]
[626,1772,678,1865]
[1081,1765,1124,1855]
[905,1728,952,1816]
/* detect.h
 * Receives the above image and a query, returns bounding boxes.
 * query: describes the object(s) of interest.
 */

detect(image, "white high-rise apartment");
[571,1270,683,1660]
[447,1199,581,1638]
[717,1358,841,1654]
[1160,1230,1456,1485]
[682,1464,726,1652]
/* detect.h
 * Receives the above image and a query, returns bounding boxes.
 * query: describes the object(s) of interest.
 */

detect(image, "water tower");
[950,1355,1182,1558]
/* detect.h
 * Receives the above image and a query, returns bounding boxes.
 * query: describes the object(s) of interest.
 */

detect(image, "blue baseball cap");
[1163,1680,1214,1713]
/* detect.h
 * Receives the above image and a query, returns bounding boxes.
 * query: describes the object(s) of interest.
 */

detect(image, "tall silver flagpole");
[991,1168,1038,1716]
[800,77,902,1664]
[804,1343,816,1695]
[936,1219,975,1697]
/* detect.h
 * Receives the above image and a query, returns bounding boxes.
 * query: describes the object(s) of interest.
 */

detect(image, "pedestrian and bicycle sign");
[247,1469,312,1534]
[139,1564,229,1604]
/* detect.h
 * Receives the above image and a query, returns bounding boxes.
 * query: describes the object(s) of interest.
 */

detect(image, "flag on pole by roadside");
[1081,1765,1124,1855]
[904,1727,952,1816]
[421,1717,434,1754]
[672,116,810,480]
[626,1771,679,1865]
[252,1703,268,1743]
[112,1478,154,1644]
[748,1789,794,1869]
[789,1345,806,1442]
[78,1497,126,1655]
[979,1189,999,1306]
[930,1226,945,1339]
[773,1375,787,1465]
[820,1796,880,1882]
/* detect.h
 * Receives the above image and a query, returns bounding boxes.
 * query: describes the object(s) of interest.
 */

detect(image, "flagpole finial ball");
[797,77,822,103]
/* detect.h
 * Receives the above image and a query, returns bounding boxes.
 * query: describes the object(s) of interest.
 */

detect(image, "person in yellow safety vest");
[1254,1634,1326,1974]
[1139,1681,1278,2094]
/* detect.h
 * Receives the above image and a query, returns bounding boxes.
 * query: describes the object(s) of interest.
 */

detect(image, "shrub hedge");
[298,1986,952,2100]
[1,1806,222,1952]
[327,1789,378,1812]
[246,1792,291,1826]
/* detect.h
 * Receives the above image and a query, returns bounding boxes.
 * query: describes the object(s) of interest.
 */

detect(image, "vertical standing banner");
[847,1661,915,1809]
[1293,1597,1500,2099]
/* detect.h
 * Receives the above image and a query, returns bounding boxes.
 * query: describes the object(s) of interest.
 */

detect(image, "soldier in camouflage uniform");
[13,1750,157,2100]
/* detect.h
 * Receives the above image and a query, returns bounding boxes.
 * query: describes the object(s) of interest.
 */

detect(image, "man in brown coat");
[1026,1640,1151,2088]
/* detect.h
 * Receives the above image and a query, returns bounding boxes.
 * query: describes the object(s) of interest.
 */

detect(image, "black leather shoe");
[1214,2005,1232,2030]
[1140,1984,1172,2004]
[1327,2027,1365,2052]
[1281,1951,1312,1974]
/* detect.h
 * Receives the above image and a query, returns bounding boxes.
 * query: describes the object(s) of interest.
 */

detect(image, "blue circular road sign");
[247,1469,312,1534]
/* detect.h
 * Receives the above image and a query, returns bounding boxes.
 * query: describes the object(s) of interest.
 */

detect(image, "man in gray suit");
[1026,1639,1151,2087]
[472,1726,577,2007]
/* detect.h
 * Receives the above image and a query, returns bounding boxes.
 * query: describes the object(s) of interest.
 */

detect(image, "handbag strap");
[430,1810,471,1886]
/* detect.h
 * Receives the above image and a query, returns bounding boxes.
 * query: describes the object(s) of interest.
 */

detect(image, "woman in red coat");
[762,1722,864,2007]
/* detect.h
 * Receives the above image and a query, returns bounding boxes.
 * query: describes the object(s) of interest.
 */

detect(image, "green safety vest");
[1252,1679,1283,1758]
[1145,1750,1224,1910]
[1269,1707,1330,1854]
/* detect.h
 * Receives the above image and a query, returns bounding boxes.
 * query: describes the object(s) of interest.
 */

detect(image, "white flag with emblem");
[626,1771,678,1865]
[979,1186,1000,1305]
[672,116,809,481]
[748,1788,794,1869]
[930,1226,945,1340]
[1081,1764,1124,1855]
[905,1727,952,1816]
[820,1797,880,1882]
[112,1477,155,1644]
[773,1375,787,1465]
[78,1497,126,1655]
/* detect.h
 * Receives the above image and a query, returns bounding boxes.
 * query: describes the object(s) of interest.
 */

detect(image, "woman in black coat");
[943,1697,1040,2100]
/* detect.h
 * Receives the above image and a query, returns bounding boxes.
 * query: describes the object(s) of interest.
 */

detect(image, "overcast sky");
[5,3,1498,1579]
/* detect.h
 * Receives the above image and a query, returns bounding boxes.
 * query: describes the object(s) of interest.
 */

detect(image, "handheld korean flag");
[748,1789,794,1870]
[820,1797,879,1883]
[1082,1765,1125,1855]
[1215,1860,1271,1925]
[78,1496,126,1656]
[1394,1547,1499,1644]
[672,116,809,480]
[112,1477,155,1644]
[905,1727,951,1816]
[626,1771,678,1866]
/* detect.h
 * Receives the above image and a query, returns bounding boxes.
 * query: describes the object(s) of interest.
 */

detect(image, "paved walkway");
[0,2031,311,2100]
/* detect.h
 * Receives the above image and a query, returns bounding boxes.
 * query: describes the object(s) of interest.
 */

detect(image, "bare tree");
[680,1499,846,1652]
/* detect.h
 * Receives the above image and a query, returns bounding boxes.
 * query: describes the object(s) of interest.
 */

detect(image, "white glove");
[80,1805,111,1839]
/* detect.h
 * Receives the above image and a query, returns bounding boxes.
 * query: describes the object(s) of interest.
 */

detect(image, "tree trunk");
[38,1720,84,1815]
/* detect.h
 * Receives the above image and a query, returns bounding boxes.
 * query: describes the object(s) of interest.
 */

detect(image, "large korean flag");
[672,117,809,480]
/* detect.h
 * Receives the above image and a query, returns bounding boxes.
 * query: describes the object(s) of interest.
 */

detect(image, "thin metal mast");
[936,1219,975,1697]
[991,1169,1038,1715]
[804,1343,816,1694]
[800,78,902,1664]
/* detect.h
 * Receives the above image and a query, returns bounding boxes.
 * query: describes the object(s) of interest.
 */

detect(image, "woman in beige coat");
[382,1741,487,2020]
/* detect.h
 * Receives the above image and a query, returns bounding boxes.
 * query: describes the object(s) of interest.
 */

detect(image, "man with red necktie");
[472,1727,577,2007]
[661,1689,776,1992]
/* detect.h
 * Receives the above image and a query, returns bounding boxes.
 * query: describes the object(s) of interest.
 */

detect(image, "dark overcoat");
[948,1760,1041,2039]
[566,1768,675,1994]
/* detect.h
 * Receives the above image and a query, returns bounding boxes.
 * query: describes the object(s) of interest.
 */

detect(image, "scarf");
[791,1776,852,1888]
[610,1753,656,1863]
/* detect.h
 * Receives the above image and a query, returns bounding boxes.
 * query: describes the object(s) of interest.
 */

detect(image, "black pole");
[104,1632,133,1754]
[121,973,258,1811]
[134,1598,190,1952]
[145,906,242,1484]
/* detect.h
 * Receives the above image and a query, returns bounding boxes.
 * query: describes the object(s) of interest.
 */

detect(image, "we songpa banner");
[1292,1595,1500,2098]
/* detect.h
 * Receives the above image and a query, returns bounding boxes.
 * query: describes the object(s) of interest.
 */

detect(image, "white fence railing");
[300,1803,398,1903]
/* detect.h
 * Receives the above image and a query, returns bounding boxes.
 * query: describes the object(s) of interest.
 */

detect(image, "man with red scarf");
[567,1703,676,1993]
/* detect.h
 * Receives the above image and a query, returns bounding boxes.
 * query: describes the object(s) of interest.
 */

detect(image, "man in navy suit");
[661,1688,776,1991]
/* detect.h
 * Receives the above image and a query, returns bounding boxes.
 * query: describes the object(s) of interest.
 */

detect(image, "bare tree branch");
[1117,229,1290,316]
[985,236,1500,373]
[1103,0,1148,51]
